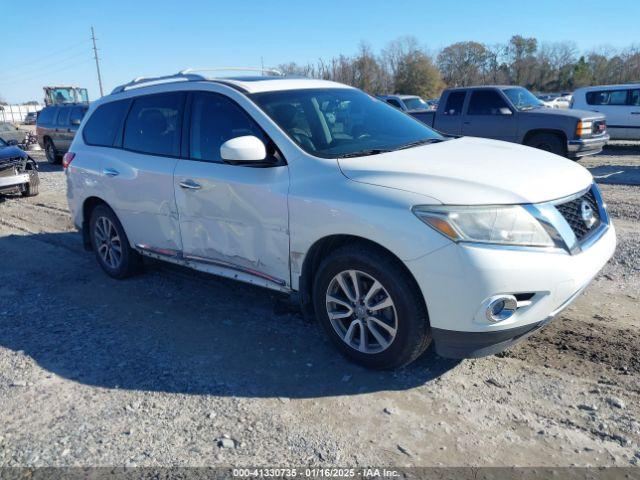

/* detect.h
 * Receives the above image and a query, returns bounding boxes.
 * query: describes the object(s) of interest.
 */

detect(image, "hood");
[338,137,593,205]
[0,145,27,160]
[528,106,604,120]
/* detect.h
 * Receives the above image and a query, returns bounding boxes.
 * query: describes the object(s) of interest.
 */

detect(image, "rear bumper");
[0,172,29,191]
[567,134,609,157]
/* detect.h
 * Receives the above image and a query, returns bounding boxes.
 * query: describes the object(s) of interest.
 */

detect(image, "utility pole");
[91,26,104,97]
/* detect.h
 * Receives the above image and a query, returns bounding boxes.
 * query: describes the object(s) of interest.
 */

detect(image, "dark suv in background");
[36,104,88,164]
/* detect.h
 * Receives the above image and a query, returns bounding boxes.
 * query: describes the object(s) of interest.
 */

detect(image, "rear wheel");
[525,133,565,157]
[45,138,60,164]
[89,205,140,279]
[313,243,430,369]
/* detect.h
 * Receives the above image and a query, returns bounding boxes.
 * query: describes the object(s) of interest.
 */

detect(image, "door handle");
[631,112,640,115]
[179,179,202,190]
[102,168,119,177]
[463,121,471,125]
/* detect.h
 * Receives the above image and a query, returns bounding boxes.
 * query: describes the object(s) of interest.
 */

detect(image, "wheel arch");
[81,196,109,251]
[298,234,427,322]
[523,129,567,147]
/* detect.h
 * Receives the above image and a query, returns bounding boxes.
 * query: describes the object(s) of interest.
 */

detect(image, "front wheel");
[313,244,431,369]
[525,133,565,157]
[89,205,140,279]
[21,169,39,197]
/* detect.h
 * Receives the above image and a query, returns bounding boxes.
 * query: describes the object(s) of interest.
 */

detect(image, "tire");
[89,204,141,279]
[312,243,431,369]
[21,169,39,197]
[45,138,60,164]
[525,133,565,157]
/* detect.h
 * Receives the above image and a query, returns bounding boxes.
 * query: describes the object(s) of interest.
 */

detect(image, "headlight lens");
[413,205,554,247]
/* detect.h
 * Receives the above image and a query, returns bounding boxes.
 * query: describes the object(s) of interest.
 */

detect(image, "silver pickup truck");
[409,86,609,159]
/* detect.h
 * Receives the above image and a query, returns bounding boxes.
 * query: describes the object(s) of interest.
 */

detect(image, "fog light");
[485,295,518,322]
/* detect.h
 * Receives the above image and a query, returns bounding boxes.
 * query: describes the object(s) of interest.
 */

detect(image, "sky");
[2,0,639,103]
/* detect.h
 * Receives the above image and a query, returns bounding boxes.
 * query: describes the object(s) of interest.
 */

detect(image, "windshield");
[503,87,544,111]
[402,97,429,110]
[250,88,443,158]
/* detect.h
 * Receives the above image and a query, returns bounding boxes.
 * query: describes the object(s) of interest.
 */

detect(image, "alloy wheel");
[94,216,122,269]
[325,269,398,354]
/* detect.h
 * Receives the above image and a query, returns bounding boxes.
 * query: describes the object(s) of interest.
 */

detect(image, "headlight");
[412,205,554,247]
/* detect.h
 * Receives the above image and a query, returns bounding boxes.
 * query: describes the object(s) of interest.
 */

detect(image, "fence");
[0,104,44,124]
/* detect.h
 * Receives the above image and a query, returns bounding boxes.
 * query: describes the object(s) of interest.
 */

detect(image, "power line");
[6,41,91,73]
[91,27,104,97]
[1,51,90,83]
[0,59,93,86]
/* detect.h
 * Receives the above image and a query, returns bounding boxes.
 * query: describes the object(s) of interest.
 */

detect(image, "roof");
[110,71,351,96]
[573,83,640,91]
[213,76,351,93]
[445,85,517,91]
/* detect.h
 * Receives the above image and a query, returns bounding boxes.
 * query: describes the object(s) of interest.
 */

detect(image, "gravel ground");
[0,143,639,468]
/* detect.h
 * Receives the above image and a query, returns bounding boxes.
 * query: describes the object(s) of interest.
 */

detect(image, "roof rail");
[110,67,283,95]
[179,67,283,76]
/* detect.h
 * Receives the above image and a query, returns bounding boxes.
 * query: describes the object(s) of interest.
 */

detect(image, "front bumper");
[567,134,609,157]
[406,221,616,358]
[431,280,590,358]
[0,172,29,192]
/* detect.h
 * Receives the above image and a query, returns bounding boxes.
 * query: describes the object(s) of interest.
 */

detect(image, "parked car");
[24,112,38,125]
[378,94,433,111]
[0,137,39,197]
[543,95,572,109]
[0,122,27,146]
[411,86,608,159]
[65,72,615,369]
[571,84,640,140]
[36,104,88,164]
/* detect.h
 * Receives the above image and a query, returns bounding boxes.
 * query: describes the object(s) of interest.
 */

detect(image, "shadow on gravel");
[589,164,640,186]
[0,232,460,399]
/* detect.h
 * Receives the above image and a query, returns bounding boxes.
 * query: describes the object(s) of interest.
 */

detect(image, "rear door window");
[70,106,87,125]
[57,107,71,127]
[586,90,629,106]
[83,100,129,147]
[123,92,184,156]
[189,91,267,162]
[443,91,466,115]
[467,90,510,115]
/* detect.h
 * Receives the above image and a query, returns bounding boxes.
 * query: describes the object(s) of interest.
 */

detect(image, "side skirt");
[135,244,292,294]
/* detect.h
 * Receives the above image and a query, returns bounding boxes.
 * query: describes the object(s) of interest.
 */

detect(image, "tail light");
[62,152,75,168]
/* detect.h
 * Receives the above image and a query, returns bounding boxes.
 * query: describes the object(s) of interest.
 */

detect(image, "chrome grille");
[555,189,601,241]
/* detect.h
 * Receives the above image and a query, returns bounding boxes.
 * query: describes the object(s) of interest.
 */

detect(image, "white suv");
[65,70,616,369]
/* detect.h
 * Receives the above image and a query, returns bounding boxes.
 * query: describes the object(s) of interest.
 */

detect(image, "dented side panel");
[174,160,290,286]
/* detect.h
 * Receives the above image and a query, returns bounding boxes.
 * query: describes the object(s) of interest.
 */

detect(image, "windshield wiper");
[394,138,444,151]
[338,148,391,158]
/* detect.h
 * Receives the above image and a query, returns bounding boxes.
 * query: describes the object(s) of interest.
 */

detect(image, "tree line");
[278,36,640,99]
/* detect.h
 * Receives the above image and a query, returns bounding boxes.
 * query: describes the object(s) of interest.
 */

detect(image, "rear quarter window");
[82,100,130,147]
[586,90,629,106]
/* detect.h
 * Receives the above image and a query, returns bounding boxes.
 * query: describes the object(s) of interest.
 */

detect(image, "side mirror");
[499,107,513,115]
[6,139,18,146]
[220,135,267,163]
